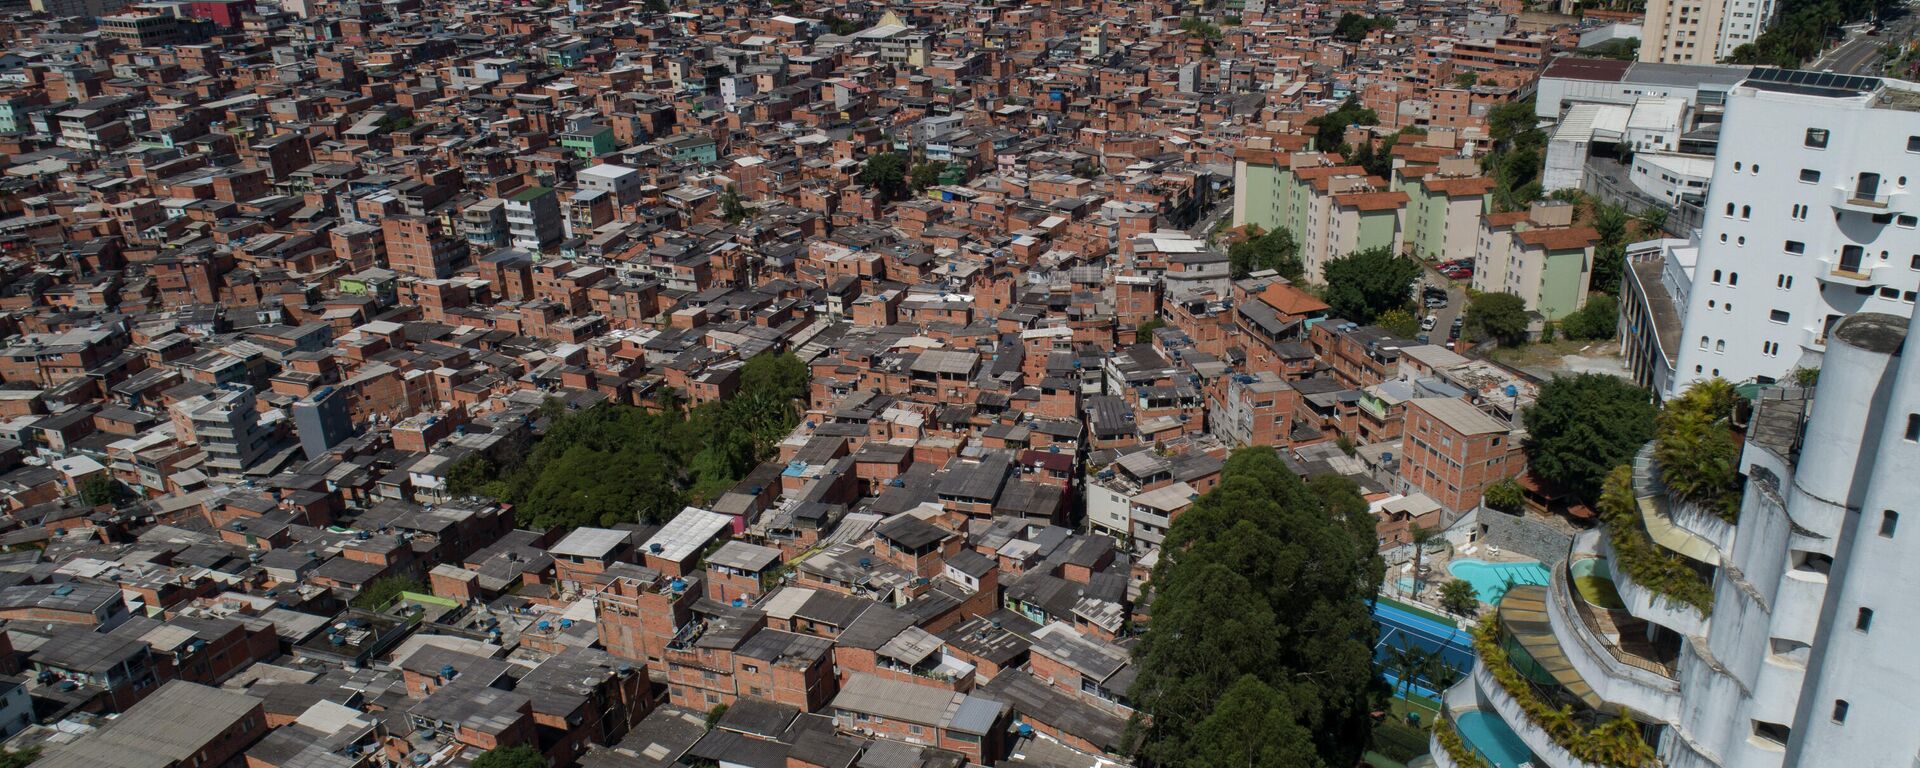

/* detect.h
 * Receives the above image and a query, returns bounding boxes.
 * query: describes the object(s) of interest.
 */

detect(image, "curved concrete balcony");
[1596,530,1710,637]
[1430,729,1460,768]
[1633,444,1734,563]
[1471,658,1611,768]
[1545,555,1682,723]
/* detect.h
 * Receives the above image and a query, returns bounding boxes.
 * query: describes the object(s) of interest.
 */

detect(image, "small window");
[1770,310,1790,323]
[1729,273,1739,286]
[1884,287,1902,299]
[1806,128,1830,148]
[1753,720,1792,747]
[1857,606,1875,631]
[1832,699,1850,724]
[1881,510,1899,538]
[1742,205,1752,219]
[1800,169,1822,183]
[1900,215,1917,227]
[1907,414,1920,441]
[1908,136,1920,152]
[1786,240,1806,254]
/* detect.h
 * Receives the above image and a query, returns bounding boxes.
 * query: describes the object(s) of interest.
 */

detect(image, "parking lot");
[1414,260,1470,348]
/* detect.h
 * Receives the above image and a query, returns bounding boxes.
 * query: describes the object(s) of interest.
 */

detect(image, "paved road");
[1413,264,1468,347]
[1812,13,1920,75]
[1189,198,1234,239]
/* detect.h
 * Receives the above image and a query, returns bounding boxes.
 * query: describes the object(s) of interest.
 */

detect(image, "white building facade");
[1664,70,1920,397]
[1432,308,1920,768]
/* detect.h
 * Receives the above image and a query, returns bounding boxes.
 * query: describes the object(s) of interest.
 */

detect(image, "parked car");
[1421,314,1438,331]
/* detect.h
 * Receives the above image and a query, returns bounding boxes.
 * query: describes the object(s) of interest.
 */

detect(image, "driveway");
[1414,263,1469,346]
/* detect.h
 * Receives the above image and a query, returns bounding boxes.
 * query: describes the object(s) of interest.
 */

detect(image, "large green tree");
[1309,97,1379,154]
[1228,227,1303,280]
[857,152,908,202]
[1523,373,1657,503]
[1130,450,1384,767]
[471,353,810,532]
[1463,291,1530,345]
[471,745,546,768]
[1322,247,1421,324]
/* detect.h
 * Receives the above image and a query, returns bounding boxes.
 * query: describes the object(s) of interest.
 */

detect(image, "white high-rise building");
[1625,70,1920,398]
[1430,307,1920,768]
[1638,0,1777,63]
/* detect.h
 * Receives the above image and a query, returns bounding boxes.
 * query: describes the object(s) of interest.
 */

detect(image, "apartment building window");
[1881,510,1899,537]
[1907,413,1920,441]
[1805,128,1829,148]
[1908,135,1920,152]
[1799,169,1821,183]
[1832,700,1850,724]
[1792,204,1809,220]
[1778,275,1793,289]
[1857,606,1875,631]
[1901,215,1917,227]
[1784,239,1807,254]
[1752,720,1791,747]
[1770,310,1790,323]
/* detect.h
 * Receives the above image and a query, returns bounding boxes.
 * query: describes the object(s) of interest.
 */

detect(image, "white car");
[1420,314,1438,331]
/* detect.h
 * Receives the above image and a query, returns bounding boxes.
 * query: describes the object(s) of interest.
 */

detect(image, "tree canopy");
[1483,100,1547,211]
[1728,0,1898,67]
[452,353,809,531]
[79,475,130,507]
[471,745,546,768]
[1334,12,1396,41]
[856,152,908,203]
[1463,291,1530,346]
[1560,294,1619,341]
[352,575,425,610]
[1308,97,1379,154]
[1523,373,1657,503]
[1129,449,1384,767]
[1228,226,1303,280]
[1322,247,1421,324]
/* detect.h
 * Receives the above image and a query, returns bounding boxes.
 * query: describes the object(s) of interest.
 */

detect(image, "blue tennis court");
[1372,598,1475,700]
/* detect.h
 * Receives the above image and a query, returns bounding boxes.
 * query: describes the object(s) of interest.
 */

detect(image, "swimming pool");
[1454,710,1535,768]
[1448,558,1551,604]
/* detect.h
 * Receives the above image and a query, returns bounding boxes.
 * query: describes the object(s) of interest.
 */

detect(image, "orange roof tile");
[1482,211,1529,228]
[1424,176,1496,196]
[1259,282,1331,317]
[1516,226,1601,251]
[1334,190,1409,211]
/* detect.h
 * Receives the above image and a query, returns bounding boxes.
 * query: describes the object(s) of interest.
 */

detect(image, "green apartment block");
[1397,158,1493,262]
[1473,203,1598,321]
[1236,149,1408,283]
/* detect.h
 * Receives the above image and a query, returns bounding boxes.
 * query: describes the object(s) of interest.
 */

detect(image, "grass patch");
[1486,338,1610,369]
[1378,595,1455,627]
[1369,718,1431,764]
[1575,575,1627,609]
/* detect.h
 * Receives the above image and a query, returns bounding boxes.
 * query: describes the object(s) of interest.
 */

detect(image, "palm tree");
[1385,640,1429,699]
[1408,524,1438,594]
[1635,206,1668,235]
[1421,652,1462,697]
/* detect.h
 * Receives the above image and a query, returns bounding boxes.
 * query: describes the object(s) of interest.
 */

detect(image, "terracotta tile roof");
[1482,211,1529,228]
[1258,282,1330,317]
[1333,190,1409,211]
[1392,144,1455,163]
[1422,175,1496,196]
[1516,225,1601,251]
